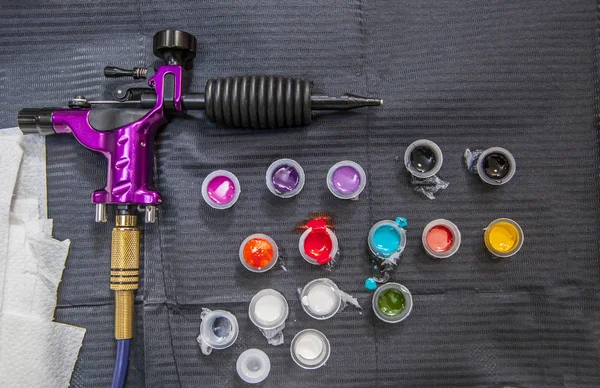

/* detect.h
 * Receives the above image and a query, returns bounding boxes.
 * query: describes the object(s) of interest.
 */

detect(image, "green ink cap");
[377,289,405,317]
[372,282,413,323]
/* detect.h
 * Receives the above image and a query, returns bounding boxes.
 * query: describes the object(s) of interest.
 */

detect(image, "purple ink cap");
[327,160,366,199]
[202,170,241,209]
[273,165,299,193]
[265,159,305,198]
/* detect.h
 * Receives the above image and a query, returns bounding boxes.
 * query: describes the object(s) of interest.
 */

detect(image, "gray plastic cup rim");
[404,139,443,179]
[483,218,524,258]
[421,219,461,259]
[201,170,241,209]
[265,158,305,198]
[248,288,289,330]
[290,329,331,369]
[326,160,367,200]
[199,309,239,350]
[299,278,342,320]
[298,227,339,265]
[372,282,413,324]
[239,233,279,273]
[367,219,407,261]
[236,348,271,384]
[476,147,516,186]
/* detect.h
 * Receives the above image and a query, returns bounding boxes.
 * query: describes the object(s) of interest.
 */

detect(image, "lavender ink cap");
[326,160,366,199]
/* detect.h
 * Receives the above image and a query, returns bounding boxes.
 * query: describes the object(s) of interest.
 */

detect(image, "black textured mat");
[1,1,599,387]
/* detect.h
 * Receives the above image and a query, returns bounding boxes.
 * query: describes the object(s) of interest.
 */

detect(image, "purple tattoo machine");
[17,30,381,387]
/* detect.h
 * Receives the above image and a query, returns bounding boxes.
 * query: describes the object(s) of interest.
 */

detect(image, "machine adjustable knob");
[152,30,197,66]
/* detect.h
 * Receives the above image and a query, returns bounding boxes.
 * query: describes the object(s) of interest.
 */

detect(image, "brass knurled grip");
[110,216,139,291]
[111,214,139,339]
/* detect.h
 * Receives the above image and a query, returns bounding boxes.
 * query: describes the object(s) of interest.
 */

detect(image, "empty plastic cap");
[199,310,239,350]
[237,349,270,384]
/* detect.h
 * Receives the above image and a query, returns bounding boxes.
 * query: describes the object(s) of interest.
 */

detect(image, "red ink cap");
[299,219,338,265]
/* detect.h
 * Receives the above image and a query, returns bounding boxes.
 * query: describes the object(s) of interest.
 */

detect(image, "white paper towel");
[2,127,47,218]
[2,223,71,319]
[0,139,23,311]
[0,313,86,388]
[0,129,85,388]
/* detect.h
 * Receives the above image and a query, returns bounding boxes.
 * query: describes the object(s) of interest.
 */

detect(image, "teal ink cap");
[365,277,377,291]
[367,218,408,262]
[373,226,400,254]
[395,217,408,228]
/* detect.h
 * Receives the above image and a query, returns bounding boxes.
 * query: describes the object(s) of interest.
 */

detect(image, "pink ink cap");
[201,170,241,209]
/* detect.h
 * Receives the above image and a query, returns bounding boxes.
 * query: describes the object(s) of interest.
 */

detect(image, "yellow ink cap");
[484,218,524,258]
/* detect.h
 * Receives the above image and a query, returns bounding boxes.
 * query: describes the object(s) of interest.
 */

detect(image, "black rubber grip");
[18,108,55,135]
[204,76,312,129]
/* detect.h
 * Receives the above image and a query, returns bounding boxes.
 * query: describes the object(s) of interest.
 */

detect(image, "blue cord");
[111,339,130,388]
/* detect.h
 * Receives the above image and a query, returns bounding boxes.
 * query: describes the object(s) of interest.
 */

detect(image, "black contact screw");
[104,66,148,79]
